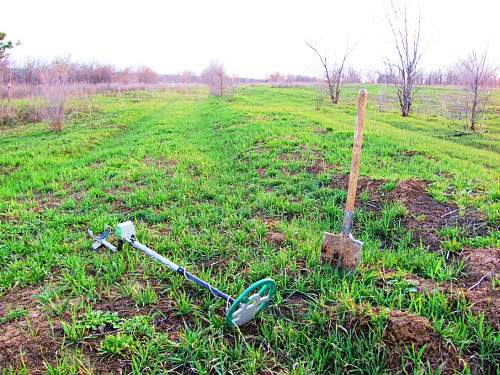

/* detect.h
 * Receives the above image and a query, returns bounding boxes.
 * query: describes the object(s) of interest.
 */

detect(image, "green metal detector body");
[226,278,276,327]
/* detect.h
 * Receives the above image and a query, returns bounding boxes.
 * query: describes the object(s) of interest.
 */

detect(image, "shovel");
[321,88,367,271]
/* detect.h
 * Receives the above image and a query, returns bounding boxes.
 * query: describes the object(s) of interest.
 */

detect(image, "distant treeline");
[1,57,499,87]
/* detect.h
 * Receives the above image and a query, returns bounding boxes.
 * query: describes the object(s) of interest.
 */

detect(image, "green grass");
[0,85,499,373]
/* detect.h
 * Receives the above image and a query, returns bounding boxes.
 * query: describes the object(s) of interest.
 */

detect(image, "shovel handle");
[345,89,367,215]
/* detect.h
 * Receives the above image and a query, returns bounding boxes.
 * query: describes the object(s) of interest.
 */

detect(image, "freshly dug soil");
[461,247,499,280]
[376,247,500,331]
[267,232,285,246]
[383,310,462,374]
[461,247,500,330]
[330,176,490,250]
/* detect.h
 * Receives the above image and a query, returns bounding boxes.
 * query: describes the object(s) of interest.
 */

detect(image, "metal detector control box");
[116,220,136,241]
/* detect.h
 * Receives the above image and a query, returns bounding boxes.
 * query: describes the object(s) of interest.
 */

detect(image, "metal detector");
[88,221,276,327]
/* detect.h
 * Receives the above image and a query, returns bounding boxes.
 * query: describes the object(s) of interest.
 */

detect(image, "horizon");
[3,0,500,79]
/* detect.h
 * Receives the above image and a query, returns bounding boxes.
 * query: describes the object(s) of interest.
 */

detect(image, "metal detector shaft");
[98,238,117,252]
[125,237,235,304]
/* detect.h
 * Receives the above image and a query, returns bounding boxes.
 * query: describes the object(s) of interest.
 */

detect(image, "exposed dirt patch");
[375,269,447,294]
[257,168,266,177]
[93,294,190,341]
[400,150,419,157]
[461,248,500,330]
[465,285,500,330]
[279,291,312,318]
[0,287,62,374]
[143,156,178,171]
[306,151,336,174]
[376,253,500,331]
[383,310,461,374]
[328,306,465,374]
[0,286,40,313]
[461,247,499,281]
[0,282,194,374]
[278,146,335,175]
[30,185,87,211]
[252,141,270,154]
[330,175,489,250]
[267,232,285,247]
[278,151,302,162]
[330,174,387,211]
[387,180,487,250]
[403,274,447,294]
[150,223,172,237]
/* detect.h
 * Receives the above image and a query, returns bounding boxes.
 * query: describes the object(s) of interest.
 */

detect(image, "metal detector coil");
[226,278,276,326]
[88,221,276,327]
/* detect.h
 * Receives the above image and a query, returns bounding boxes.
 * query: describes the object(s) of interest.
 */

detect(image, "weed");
[99,333,137,357]
[0,308,28,324]
[134,283,158,307]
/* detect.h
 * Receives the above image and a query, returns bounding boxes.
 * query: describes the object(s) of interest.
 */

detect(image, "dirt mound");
[335,306,464,374]
[267,232,285,246]
[461,247,499,280]
[331,175,386,208]
[461,248,500,330]
[330,176,489,250]
[384,310,433,347]
[383,310,461,374]
[388,180,488,250]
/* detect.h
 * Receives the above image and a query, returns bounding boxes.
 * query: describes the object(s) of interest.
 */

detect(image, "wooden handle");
[345,89,367,213]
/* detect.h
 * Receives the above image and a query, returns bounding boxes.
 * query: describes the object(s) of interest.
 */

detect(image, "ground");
[0,85,499,374]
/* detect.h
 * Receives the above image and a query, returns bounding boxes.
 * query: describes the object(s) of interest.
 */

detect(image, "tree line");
[305,1,498,131]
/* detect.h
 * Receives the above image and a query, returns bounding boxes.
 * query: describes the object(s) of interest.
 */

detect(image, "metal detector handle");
[126,236,235,304]
[343,89,367,235]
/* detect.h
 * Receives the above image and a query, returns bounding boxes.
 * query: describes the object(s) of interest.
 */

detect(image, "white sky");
[3,0,499,78]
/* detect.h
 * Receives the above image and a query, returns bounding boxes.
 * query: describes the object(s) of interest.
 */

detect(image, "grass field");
[0,84,499,374]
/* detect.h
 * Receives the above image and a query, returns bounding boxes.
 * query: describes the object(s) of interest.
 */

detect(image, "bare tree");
[306,42,353,104]
[458,49,496,132]
[136,66,160,83]
[202,62,232,97]
[268,72,286,87]
[40,59,70,132]
[385,1,423,117]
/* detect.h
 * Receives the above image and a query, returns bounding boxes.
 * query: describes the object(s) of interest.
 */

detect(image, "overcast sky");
[3,0,499,78]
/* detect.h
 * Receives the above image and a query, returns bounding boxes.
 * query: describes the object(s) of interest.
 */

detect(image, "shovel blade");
[321,232,362,271]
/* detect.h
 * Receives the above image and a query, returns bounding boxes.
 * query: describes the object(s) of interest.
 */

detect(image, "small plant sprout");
[99,334,137,357]
[135,283,158,307]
